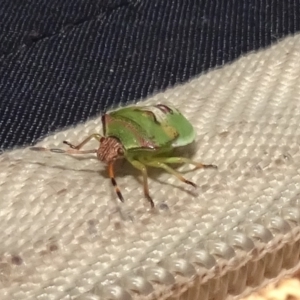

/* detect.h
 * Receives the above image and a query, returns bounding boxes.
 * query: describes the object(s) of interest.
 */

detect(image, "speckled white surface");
[1,34,300,300]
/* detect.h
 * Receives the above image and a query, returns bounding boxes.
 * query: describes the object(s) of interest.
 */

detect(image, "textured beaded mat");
[1,34,300,300]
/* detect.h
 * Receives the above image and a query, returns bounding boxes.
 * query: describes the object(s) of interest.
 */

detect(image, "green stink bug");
[31,104,216,207]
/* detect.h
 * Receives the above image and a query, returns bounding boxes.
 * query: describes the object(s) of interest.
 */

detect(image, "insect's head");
[97,136,124,164]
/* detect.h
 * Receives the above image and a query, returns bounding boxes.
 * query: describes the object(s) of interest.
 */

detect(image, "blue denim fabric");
[0,0,299,150]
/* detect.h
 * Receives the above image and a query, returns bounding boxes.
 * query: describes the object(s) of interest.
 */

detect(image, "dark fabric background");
[0,0,299,150]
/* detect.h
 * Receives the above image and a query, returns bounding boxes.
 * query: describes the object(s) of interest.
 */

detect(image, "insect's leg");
[108,162,124,203]
[64,134,102,150]
[127,158,154,208]
[153,157,217,169]
[143,160,197,188]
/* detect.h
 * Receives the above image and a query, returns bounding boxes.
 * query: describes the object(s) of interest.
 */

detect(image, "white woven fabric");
[1,34,300,300]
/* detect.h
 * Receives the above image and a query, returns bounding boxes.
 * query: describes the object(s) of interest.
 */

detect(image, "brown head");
[97,136,124,163]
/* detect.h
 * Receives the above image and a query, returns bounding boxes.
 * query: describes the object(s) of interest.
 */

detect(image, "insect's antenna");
[108,162,124,203]
[30,147,97,155]
[63,134,103,150]
[63,141,76,149]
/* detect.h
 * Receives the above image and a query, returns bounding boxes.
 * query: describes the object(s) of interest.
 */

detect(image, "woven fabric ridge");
[1,34,300,299]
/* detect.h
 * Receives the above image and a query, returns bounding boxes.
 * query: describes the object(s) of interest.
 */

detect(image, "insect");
[31,104,216,207]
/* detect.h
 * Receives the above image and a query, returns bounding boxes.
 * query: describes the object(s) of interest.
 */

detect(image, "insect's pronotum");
[31,104,217,207]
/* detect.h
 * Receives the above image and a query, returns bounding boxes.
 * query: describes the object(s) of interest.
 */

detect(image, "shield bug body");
[31,104,216,207]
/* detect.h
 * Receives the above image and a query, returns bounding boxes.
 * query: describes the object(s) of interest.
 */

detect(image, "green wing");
[103,104,195,150]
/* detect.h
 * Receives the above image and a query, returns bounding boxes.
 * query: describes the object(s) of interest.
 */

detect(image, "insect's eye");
[118,148,124,155]
[100,137,105,143]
